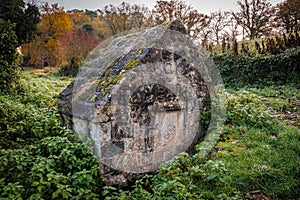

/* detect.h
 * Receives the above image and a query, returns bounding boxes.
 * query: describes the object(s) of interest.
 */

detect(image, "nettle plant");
[0,73,103,199]
[225,91,274,128]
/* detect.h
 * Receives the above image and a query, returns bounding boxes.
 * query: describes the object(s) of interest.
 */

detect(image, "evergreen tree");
[0,0,40,44]
[0,19,21,91]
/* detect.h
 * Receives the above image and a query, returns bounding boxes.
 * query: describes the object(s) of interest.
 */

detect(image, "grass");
[216,87,299,198]
[218,125,299,198]
[246,86,300,128]
[0,72,299,199]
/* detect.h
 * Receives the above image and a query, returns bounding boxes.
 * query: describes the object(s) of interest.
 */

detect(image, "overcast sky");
[45,0,284,14]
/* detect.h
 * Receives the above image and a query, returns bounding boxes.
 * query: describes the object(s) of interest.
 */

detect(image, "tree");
[129,4,151,29]
[152,0,209,39]
[197,18,212,47]
[85,9,98,20]
[0,0,40,44]
[276,0,300,33]
[23,3,73,67]
[67,11,91,30]
[232,0,274,39]
[38,3,73,39]
[90,17,112,39]
[223,14,239,41]
[23,4,103,68]
[209,11,231,44]
[97,2,150,36]
[23,4,41,42]
[0,19,21,91]
[58,28,99,67]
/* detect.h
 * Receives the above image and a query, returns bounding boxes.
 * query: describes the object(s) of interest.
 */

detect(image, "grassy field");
[0,72,299,199]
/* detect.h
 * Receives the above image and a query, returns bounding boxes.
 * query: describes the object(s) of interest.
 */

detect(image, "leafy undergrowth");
[0,73,299,199]
[0,72,103,199]
[246,86,300,129]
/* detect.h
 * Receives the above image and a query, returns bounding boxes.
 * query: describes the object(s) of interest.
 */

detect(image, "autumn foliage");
[22,3,100,69]
[18,0,300,71]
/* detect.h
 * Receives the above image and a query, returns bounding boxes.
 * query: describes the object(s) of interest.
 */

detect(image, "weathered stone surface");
[58,23,213,187]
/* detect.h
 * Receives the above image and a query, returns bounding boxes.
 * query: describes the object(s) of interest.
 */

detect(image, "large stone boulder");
[58,23,220,187]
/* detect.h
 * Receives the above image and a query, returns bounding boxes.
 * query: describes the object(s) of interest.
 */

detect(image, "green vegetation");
[0,19,22,92]
[125,59,139,70]
[1,71,298,199]
[213,47,300,88]
[0,73,103,199]
[0,0,298,198]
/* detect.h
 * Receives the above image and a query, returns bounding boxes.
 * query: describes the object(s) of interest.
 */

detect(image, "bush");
[58,57,79,77]
[0,73,73,149]
[1,70,299,199]
[225,91,274,128]
[0,19,22,92]
[0,137,103,199]
[213,47,300,88]
[0,73,103,199]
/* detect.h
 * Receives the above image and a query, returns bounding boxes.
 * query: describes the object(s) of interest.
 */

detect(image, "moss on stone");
[125,59,139,70]
[100,73,124,88]
[135,44,147,54]
[76,49,141,101]
[97,73,126,96]
[103,87,111,96]
[111,73,126,84]
[103,70,110,78]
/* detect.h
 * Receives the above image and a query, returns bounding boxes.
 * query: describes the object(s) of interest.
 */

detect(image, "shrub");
[213,47,300,88]
[0,19,22,92]
[0,137,103,199]
[0,73,103,199]
[58,57,79,77]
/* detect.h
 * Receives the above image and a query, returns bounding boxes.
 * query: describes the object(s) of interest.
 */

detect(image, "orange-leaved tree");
[23,3,73,67]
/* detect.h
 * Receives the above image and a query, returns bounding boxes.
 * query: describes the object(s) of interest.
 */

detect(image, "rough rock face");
[58,23,212,187]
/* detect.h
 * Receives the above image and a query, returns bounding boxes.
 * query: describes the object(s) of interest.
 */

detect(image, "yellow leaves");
[68,12,90,29]
[25,6,74,67]
[91,18,111,38]
[38,11,73,39]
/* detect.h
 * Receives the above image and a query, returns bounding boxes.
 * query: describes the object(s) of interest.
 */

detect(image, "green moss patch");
[125,59,139,70]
